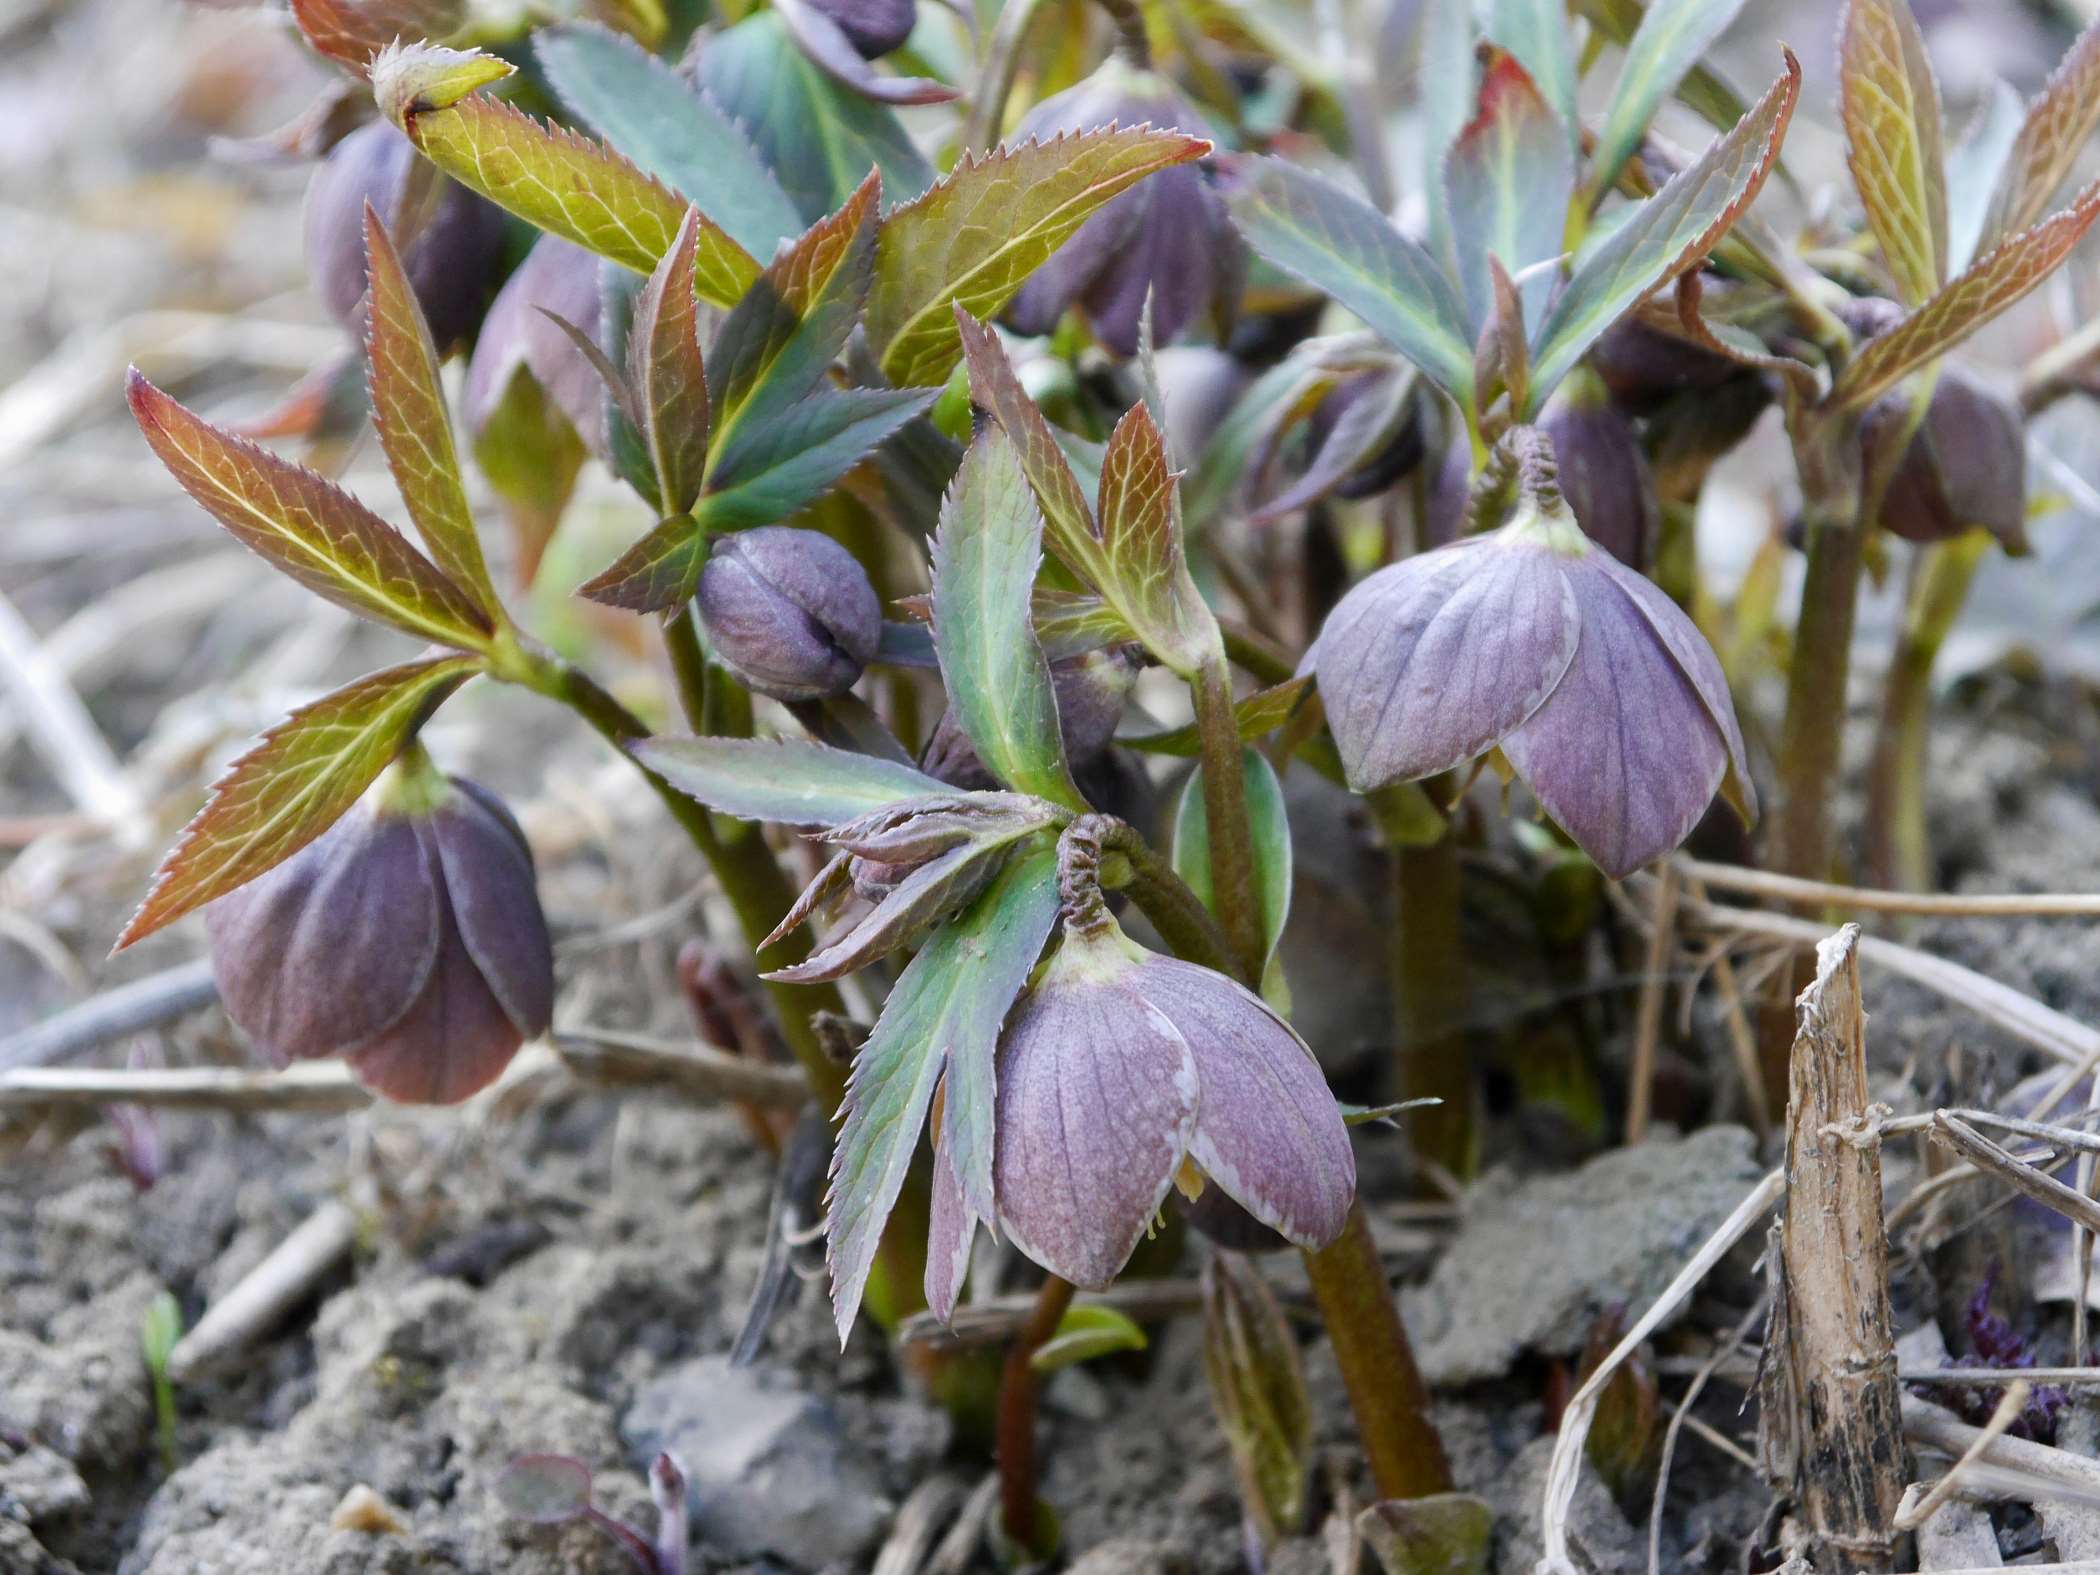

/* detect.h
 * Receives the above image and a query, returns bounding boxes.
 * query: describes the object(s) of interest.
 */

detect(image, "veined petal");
[1139,957,1354,1251]
[925,1135,977,1324]
[992,960,1197,1289]
[431,784,555,1040]
[1503,555,1730,878]
[1314,535,1579,791]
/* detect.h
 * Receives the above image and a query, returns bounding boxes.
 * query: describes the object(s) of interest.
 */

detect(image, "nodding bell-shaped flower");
[1005,58,1241,356]
[1311,429,1753,879]
[695,526,882,702]
[206,751,553,1105]
[1867,365,2029,554]
[804,0,916,57]
[935,828,1354,1302]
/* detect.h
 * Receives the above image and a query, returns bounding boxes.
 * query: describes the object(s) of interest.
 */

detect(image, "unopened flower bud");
[1586,316,1743,414]
[305,121,507,351]
[1867,366,2029,553]
[804,0,916,57]
[1538,367,1659,568]
[207,760,553,1104]
[696,527,882,702]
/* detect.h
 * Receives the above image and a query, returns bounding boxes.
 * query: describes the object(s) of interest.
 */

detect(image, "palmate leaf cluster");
[110,0,2100,1353]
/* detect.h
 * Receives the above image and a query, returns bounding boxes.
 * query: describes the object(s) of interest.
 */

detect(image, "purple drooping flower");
[207,756,553,1105]
[927,897,1354,1310]
[1310,429,1752,878]
[1867,365,2029,553]
[1538,367,1660,570]
[1005,60,1240,357]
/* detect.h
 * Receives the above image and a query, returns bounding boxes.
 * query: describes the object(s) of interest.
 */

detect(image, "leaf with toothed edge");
[361,205,500,618]
[372,42,758,300]
[1585,0,1756,202]
[867,126,1212,387]
[1526,49,1800,412]
[633,735,951,826]
[827,841,1060,1341]
[1839,0,1947,309]
[291,0,464,73]
[115,656,480,950]
[764,837,1017,983]
[626,209,712,517]
[576,512,706,611]
[1976,15,2100,252]
[701,387,934,531]
[931,429,1084,810]
[1444,48,1574,335]
[126,372,492,649]
[1831,176,2100,412]
[1484,0,1581,160]
[535,22,801,258]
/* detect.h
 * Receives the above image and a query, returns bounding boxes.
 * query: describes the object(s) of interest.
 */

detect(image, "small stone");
[1065,1537,1194,1575]
[0,1440,90,1524]
[329,1484,407,1537]
[622,1356,891,1568]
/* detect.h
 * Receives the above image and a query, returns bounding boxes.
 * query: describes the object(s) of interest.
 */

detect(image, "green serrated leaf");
[115,656,478,949]
[827,842,1060,1341]
[1587,0,1754,203]
[868,127,1211,388]
[576,512,705,610]
[708,174,879,466]
[1173,745,1291,965]
[1357,1494,1494,1575]
[1182,354,1333,532]
[627,208,712,517]
[535,22,801,258]
[361,204,499,618]
[1575,0,1755,145]
[374,43,758,300]
[1444,48,1574,334]
[931,430,1083,809]
[634,734,950,826]
[1031,1304,1149,1373]
[1831,176,2100,411]
[1225,158,1476,406]
[1119,676,1311,756]
[1484,0,1580,159]
[1203,1255,1311,1549]
[1977,15,2100,251]
[697,11,934,225]
[1839,0,1947,308]
[127,372,492,649]
[768,837,1018,983]
[703,387,934,530]
[1527,49,1799,411]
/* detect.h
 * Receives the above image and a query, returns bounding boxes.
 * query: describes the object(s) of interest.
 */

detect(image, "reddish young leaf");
[954,307,1098,560]
[627,208,713,517]
[1977,16,2100,250]
[114,656,480,949]
[1832,176,2100,411]
[1443,47,1575,332]
[577,512,706,610]
[373,43,759,302]
[362,204,500,616]
[291,0,463,73]
[1096,402,1213,674]
[708,172,880,461]
[1839,0,1947,308]
[127,372,492,649]
[867,126,1212,387]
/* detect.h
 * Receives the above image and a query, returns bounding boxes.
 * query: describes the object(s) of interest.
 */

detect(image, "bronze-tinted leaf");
[1839,0,1947,307]
[626,208,712,516]
[361,204,500,616]
[291,0,463,73]
[866,126,1211,387]
[127,372,491,649]
[115,656,480,949]
[1976,15,2100,250]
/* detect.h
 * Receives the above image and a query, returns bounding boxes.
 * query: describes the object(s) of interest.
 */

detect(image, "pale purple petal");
[345,880,524,1105]
[992,969,1196,1289]
[207,805,439,1064]
[924,1139,976,1324]
[1081,170,1223,354]
[1502,555,1730,878]
[1313,535,1579,791]
[431,784,555,1040]
[1584,548,1755,819]
[1006,194,1141,339]
[1138,957,1354,1251]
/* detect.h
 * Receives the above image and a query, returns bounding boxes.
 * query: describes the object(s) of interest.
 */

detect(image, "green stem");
[997,1274,1076,1557]
[1191,654,1267,985]
[1863,536,1989,892]
[1388,825,1474,1180]
[1302,1204,1453,1500]
[1083,815,1239,978]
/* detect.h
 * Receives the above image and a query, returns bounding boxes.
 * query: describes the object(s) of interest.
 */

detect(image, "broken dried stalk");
[1757,925,1906,1573]
[1677,857,2100,917]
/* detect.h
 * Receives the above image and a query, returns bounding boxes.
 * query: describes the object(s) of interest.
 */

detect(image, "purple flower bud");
[1866,366,2029,553]
[803,0,916,57]
[920,645,1140,789]
[1005,61,1241,357]
[1310,433,1752,878]
[696,527,882,702]
[304,121,508,351]
[988,920,1354,1289]
[207,764,553,1104]
[462,234,608,452]
[1538,367,1659,569]
[1586,316,1743,414]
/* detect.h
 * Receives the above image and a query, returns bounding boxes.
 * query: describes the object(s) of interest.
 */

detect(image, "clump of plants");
[106,0,2100,1561]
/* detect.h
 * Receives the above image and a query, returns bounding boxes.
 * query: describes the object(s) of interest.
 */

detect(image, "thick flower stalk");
[1311,429,1752,878]
[207,748,554,1105]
